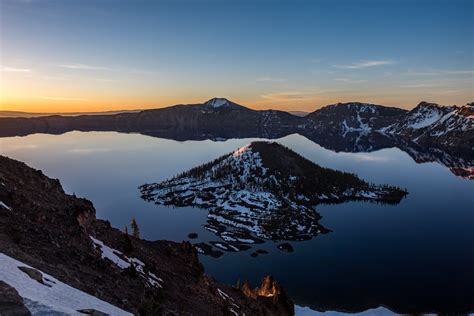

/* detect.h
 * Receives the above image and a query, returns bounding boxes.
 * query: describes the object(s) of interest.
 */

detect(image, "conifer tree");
[131,218,140,239]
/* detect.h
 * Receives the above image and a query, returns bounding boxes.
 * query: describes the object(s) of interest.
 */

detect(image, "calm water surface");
[1,131,473,314]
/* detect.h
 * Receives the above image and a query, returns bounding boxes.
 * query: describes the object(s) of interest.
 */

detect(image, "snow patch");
[0,253,132,316]
[295,305,399,315]
[408,110,442,129]
[0,201,12,211]
[206,98,229,108]
[90,236,163,288]
[217,288,241,315]
[341,113,372,136]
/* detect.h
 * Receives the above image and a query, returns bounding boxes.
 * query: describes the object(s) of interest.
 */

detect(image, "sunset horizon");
[2,96,474,115]
[1,0,472,113]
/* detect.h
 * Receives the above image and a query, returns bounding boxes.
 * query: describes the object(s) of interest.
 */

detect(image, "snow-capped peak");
[205,98,230,108]
[407,103,448,129]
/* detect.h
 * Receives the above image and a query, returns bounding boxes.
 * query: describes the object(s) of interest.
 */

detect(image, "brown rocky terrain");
[0,155,294,315]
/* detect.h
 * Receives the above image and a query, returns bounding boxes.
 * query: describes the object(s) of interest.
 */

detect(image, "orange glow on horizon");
[1,73,471,113]
[1,94,473,114]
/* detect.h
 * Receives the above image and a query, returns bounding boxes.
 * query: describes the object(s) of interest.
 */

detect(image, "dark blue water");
[1,131,473,314]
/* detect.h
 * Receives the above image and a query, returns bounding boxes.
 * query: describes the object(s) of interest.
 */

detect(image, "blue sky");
[0,0,472,112]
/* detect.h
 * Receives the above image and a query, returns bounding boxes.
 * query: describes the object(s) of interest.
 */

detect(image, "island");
[140,142,407,254]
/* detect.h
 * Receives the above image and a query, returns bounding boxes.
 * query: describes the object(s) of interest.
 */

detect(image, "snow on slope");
[141,142,402,245]
[141,144,286,238]
[430,105,474,134]
[0,252,132,316]
[407,106,445,129]
[90,236,163,288]
[0,200,11,210]
[387,103,473,135]
[295,305,398,315]
[341,112,372,136]
[205,98,229,107]
[140,144,325,241]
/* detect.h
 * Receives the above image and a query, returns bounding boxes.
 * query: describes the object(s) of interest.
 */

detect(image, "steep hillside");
[305,102,407,134]
[385,102,474,156]
[0,155,293,315]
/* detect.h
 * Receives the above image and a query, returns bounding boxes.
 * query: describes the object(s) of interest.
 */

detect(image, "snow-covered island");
[140,142,407,254]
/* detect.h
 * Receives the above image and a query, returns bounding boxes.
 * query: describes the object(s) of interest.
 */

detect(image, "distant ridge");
[0,98,472,160]
[0,109,142,118]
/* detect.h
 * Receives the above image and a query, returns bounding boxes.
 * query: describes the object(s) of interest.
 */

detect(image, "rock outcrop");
[0,281,31,316]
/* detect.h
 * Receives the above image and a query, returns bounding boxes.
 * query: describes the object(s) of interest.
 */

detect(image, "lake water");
[1,131,473,314]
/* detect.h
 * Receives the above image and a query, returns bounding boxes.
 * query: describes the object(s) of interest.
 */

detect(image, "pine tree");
[131,218,140,239]
[124,225,129,235]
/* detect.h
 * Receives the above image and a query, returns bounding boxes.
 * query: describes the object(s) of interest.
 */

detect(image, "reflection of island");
[140,142,407,257]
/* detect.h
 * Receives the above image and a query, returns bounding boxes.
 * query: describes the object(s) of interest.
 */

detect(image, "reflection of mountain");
[303,131,474,180]
[1,98,472,179]
[140,142,407,255]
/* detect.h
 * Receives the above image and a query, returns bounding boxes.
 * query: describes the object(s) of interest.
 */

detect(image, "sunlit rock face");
[241,276,294,315]
[140,142,407,255]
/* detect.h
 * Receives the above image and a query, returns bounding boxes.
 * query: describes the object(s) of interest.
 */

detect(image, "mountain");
[204,97,247,109]
[0,155,293,315]
[140,142,407,250]
[302,101,473,164]
[304,102,407,134]
[0,98,303,139]
[0,109,141,118]
[0,98,472,167]
[383,102,474,157]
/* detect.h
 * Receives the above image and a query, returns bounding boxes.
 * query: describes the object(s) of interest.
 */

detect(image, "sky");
[0,0,472,113]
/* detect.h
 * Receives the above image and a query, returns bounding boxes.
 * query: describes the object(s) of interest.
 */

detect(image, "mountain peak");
[415,101,440,108]
[204,97,249,110]
[205,98,232,107]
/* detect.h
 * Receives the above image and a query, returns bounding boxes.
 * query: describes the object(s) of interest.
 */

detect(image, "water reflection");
[1,131,473,314]
[3,128,472,179]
